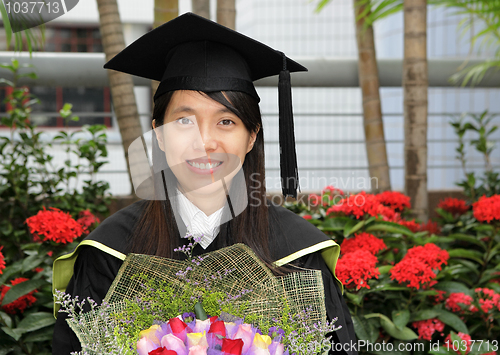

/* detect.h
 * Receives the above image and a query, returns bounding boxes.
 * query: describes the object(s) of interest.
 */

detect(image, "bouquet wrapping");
[60,244,336,355]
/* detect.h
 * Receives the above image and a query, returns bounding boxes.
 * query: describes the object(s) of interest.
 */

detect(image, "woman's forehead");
[165,91,236,117]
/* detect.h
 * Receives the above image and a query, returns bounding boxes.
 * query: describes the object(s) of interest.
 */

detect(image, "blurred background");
[1,0,499,212]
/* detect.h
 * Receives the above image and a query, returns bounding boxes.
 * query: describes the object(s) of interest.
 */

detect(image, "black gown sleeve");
[298,252,358,355]
[52,246,124,355]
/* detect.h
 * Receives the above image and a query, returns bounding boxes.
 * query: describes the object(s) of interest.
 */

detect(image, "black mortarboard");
[104,12,306,198]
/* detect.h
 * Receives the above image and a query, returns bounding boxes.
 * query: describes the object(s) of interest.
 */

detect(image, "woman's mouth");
[186,159,222,170]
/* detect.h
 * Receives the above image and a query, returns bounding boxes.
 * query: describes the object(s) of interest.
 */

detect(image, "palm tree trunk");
[217,0,236,29]
[96,0,145,194]
[403,0,428,221]
[154,0,178,29]
[353,0,391,193]
[151,0,179,101]
[192,0,210,19]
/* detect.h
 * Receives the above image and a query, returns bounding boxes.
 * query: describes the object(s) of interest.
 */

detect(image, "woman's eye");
[219,119,234,126]
[177,117,193,125]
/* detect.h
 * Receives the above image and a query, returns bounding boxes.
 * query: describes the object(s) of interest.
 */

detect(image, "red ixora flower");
[437,198,469,216]
[397,219,420,233]
[335,249,380,290]
[475,288,500,313]
[0,277,37,314]
[444,332,472,355]
[472,194,500,223]
[340,232,387,256]
[376,191,411,212]
[321,185,345,198]
[412,318,445,341]
[302,214,312,220]
[419,220,441,235]
[390,243,449,289]
[327,191,380,219]
[77,210,100,233]
[445,292,474,313]
[430,289,447,304]
[26,207,84,244]
[0,246,5,275]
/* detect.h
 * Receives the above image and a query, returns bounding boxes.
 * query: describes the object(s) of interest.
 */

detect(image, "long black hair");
[126,90,273,265]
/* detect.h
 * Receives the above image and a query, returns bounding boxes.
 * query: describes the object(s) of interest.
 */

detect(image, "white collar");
[176,191,224,249]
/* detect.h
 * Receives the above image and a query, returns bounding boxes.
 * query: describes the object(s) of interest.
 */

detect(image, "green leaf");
[429,346,459,355]
[352,315,378,343]
[22,254,44,273]
[0,311,12,328]
[343,219,357,237]
[319,217,352,231]
[365,221,414,237]
[434,309,468,334]
[344,291,363,306]
[16,312,55,333]
[1,326,23,341]
[194,302,207,321]
[447,249,485,264]
[365,313,418,340]
[1,279,45,306]
[411,309,439,322]
[22,325,55,343]
[378,265,393,274]
[434,281,473,296]
[448,233,486,248]
[346,219,370,236]
[392,309,410,330]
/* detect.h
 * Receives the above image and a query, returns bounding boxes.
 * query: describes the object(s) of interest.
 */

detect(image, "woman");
[52,13,357,355]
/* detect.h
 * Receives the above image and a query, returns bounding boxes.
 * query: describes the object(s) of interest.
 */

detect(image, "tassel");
[278,52,299,199]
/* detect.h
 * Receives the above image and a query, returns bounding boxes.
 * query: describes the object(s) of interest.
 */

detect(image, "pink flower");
[193,319,211,333]
[161,334,187,355]
[444,332,471,355]
[137,337,159,355]
[188,345,207,355]
[269,341,285,355]
[445,293,473,313]
[233,324,255,354]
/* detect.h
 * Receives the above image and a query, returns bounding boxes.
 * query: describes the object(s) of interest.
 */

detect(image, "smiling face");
[154,90,258,197]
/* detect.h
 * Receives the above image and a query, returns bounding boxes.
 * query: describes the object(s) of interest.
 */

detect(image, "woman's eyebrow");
[170,106,195,114]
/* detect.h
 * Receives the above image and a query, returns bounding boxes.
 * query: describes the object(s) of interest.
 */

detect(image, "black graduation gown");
[52,200,357,355]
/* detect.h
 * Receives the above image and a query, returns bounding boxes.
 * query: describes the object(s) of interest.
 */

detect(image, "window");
[1,26,111,128]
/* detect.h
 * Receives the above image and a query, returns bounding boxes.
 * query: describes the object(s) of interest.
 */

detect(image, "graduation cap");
[104,12,306,198]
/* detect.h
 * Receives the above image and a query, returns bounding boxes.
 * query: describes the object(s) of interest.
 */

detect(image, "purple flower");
[182,312,196,323]
[268,326,285,339]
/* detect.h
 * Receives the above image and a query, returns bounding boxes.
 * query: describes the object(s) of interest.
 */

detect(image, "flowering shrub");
[390,244,449,289]
[0,278,38,314]
[0,246,5,275]
[472,195,500,223]
[335,249,380,290]
[26,207,85,244]
[284,185,500,354]
[438,197,469,216]
[412,318,445,341]
[0,60,110,354]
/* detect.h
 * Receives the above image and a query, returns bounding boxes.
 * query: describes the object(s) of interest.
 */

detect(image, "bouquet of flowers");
[136,313,286,355]
[55,243,339,355]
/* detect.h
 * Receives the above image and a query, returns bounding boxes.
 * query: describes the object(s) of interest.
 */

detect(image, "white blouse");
[176,192,224,249]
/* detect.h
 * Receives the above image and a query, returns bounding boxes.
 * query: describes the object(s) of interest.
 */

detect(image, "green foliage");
[0,2,45,53]
[284,185,500,353]
[451,111,500,201]
[0,59,111,354]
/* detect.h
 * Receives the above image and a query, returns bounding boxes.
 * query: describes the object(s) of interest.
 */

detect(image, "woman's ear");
[247,126,260,153]
[152,119,165,152]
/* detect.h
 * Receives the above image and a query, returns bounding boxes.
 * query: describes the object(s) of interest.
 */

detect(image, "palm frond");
[449,60,500,86]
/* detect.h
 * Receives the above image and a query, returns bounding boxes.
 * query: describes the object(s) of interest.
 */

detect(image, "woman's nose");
[193,124,218,152]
